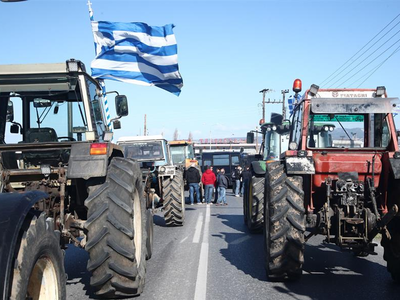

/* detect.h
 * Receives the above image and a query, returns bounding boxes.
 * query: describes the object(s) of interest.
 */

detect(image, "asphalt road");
[65,191,400,300]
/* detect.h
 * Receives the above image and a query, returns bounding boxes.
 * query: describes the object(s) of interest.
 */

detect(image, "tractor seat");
[25,127,58,143]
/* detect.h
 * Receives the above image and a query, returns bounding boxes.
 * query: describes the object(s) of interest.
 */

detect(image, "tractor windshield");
[307,113,390,149]
[170,145,187,164]
[123,141,165,161]
[264,131,280,160]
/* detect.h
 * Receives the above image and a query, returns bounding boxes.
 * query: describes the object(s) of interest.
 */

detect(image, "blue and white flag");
[91,21,183,96]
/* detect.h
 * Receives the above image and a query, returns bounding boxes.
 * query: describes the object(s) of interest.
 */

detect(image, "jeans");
[189,183,201,204]
[235,179,241,196]
[204,184,214,204]
[218,187,227,204]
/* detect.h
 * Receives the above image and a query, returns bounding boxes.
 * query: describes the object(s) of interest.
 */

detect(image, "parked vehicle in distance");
[200,150,240,186]
[118,135,185,227]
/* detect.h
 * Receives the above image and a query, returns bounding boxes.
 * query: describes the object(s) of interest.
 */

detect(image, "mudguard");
[0,191,48,300]
[285,156,315,175]
[67,142,109,179]
[251,160,267,175]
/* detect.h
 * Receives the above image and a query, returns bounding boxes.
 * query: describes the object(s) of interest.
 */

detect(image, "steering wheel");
[57,136,76,142]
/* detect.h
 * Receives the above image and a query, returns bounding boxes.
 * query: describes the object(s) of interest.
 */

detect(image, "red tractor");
[264,79,400,282]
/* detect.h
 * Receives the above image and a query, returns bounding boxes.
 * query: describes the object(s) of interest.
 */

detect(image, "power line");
[319,13,400,87]
[333,35,400,88]
[327,20,400,87]
[355,45,400,88]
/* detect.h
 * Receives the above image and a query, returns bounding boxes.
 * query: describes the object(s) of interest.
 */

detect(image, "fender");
[251,160,267,175]
[0,191,48,300]
[285,156,315,175]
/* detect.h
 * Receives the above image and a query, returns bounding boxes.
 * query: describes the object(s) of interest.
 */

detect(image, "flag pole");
[87,0,112,129]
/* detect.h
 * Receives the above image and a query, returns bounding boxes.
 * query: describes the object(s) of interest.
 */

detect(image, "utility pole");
[259,89,269,123]
[281,89,289,119]
[144,114,147,136]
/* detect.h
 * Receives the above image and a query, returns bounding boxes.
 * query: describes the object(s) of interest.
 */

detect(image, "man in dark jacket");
[186,163,201,205]
[214,168,220,203]
[240,165,252,197]
[216,168,229,205]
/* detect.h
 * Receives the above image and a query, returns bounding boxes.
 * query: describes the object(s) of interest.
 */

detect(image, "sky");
[1,0,399,142]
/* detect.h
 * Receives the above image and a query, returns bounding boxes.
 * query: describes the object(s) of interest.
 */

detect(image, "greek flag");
[91,21,183,96]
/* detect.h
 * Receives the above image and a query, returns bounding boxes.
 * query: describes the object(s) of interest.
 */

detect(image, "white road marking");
[180,236,188,243]
[194,204,210,300]
[192,213,204,244]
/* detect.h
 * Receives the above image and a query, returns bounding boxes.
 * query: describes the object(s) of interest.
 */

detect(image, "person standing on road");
[201,165,216,205]
[214,168,220,203]
[186,163,201,205]
[234,166,242,197]
[216,168,229,205]
[240,165,252,197]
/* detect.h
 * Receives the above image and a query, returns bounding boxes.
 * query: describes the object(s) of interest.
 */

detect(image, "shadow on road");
[213,213,267,281]
[64,245,97,299]
[212,213,400,300]
[275,241,400,300]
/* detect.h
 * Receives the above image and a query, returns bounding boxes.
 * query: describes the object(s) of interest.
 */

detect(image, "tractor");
[0,59,151,299]
[117,135,185,226]
[243,114,290,231]
[263,79,400,282]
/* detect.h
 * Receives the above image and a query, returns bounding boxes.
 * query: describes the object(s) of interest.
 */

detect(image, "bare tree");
[188,132,193,141]
[173,128,179,140]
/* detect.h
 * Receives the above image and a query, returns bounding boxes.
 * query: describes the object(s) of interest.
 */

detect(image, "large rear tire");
[85,157,147,298]
[162,170,185,226]
[10,212,66,300]
[264,161,305,280]
[244,176,264,232]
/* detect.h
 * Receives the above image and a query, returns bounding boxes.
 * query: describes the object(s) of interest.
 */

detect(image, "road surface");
[65,191,400,299]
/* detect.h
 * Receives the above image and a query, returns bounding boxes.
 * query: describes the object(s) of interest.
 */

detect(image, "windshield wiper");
[335,116,353,142]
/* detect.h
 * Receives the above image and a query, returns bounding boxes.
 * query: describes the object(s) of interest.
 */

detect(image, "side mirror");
[115,95,128,117]
[246,132,254,143]
[10,124,19,134]
[6,101,14,122]
[113,120,121,130]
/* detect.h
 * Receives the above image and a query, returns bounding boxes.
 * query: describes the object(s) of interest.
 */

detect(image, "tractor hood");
[313,152,382,187]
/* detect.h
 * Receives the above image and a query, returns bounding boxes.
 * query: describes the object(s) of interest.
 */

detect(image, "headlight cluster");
[313,124,335,133]
[323,125,335,132]
[158,165,175,176]
[265,124,277,131]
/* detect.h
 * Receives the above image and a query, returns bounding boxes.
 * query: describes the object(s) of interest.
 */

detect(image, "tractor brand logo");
[332,92,339,97]
[338,93,368,98]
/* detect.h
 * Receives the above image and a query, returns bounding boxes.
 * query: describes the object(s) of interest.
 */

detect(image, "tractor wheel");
[145,209,154,260]
[382,217,400,282]
[10,212,66,300]
[85,157,147,298]
[245,176,264,232]
[162,171,185,226]
[264,161,305,281]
